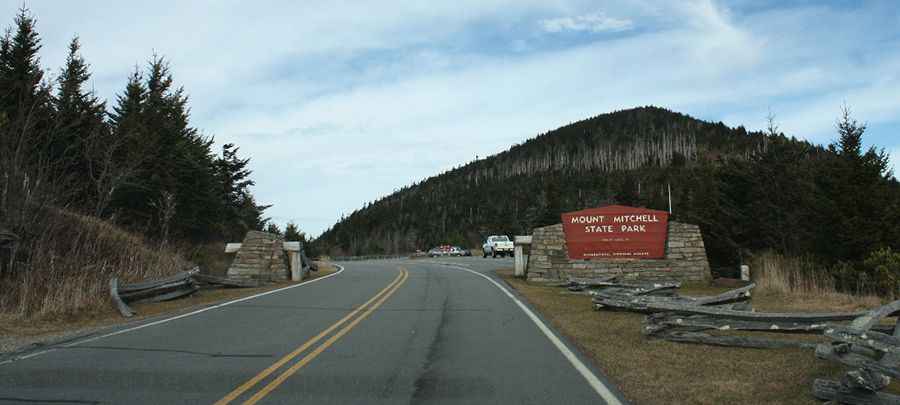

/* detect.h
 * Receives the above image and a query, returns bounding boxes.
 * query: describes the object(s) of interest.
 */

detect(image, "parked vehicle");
[482,235,514,258]
[457,247,472,256]
[428,245,459,257]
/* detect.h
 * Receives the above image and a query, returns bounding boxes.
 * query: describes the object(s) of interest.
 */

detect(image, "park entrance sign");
[561,205,670,260]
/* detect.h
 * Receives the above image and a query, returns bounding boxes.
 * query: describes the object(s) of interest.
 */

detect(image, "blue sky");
[16,0,900,236]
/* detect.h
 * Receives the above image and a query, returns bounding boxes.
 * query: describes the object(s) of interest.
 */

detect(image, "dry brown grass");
[498,269,895,405]
[0,208,188,319]
[750,251,883,312]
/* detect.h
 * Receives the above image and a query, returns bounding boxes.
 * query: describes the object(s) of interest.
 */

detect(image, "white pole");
[514,245,525,277]
[289,251,302,281]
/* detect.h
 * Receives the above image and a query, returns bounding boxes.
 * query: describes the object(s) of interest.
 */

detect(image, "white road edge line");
[0,265,346,366]
[440,263,624,405]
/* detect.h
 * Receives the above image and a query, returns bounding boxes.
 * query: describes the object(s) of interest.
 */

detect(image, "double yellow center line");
[214,267,409,405]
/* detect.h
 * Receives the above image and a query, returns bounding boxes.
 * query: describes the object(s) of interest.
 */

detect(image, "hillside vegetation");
[0,8,269,317]
[316,106,900,294]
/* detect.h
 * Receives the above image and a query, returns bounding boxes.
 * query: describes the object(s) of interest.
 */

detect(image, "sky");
[13,0,900,236]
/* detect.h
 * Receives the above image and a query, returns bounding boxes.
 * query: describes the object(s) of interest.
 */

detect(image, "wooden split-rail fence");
[556,275,900,404]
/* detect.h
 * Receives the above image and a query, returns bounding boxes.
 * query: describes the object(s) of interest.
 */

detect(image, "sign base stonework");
[526,221,711,283]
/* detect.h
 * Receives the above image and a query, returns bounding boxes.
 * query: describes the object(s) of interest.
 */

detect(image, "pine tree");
[836,106,864,158]
[237,193,270,233]
[0,9,43,122]
[106,69,151,223]
[51,36,107,204]
[108,56,225,240]
[284,222,305,242]
[265,223,282,236]
[817,106,894,261]
[0,8,53,172]
[215,143,265,240]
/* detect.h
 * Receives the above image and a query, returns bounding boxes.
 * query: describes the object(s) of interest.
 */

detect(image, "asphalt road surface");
[0,257,625,404]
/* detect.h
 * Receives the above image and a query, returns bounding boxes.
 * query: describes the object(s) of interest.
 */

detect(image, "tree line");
[0,8,269,270]
[316,106,900,294]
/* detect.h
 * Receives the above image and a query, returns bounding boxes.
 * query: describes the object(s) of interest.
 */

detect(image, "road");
[0,257,624,404]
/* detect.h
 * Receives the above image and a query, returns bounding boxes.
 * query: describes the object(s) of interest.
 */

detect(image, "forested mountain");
[316,106,900,275]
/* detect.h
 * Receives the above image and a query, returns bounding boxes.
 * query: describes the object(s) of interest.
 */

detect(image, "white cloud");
[14,1,900,235]
[540,12,634,33]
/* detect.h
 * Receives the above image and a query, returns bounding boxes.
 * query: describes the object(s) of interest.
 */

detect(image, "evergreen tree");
[0,9,43,123]
[265,223,282,236]
[284,222,306,242]
[107,69,151,224]
[109,56,226,240]
[536,178,562,227]
[0,8,53,172]
[237,193,270,233]
[51,36,107,204]
[0,7,270,259]
[817,107,894,261]
[216,143,264,239]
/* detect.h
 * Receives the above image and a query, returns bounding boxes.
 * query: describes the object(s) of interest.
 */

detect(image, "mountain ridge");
[314,105,898,270]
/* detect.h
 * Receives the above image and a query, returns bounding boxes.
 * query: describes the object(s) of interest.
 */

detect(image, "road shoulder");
[0,263,340,361]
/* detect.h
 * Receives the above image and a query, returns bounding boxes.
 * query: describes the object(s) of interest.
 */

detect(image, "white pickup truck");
[482,235,514,258]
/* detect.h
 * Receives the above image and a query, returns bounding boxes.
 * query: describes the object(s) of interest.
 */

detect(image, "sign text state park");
[561,205,669,260]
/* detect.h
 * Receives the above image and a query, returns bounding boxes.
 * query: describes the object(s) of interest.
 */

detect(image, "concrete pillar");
[289,251,302,281]
[514,245,525,277]
[740,265,750,281]
[514,235,532,278]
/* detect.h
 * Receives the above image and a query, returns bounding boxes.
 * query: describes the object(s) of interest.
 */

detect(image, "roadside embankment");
[1,209,191,321]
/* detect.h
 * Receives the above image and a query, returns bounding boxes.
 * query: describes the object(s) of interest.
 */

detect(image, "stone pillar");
[267,237,289,281]
[227,231,289,282]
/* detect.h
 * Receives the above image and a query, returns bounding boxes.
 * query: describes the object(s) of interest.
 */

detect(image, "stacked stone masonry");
[227,231,289,282]
[526,221,711,283]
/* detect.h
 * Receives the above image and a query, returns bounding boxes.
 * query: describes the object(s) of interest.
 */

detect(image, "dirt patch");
[496,268,894,405]
[1,262,339,355]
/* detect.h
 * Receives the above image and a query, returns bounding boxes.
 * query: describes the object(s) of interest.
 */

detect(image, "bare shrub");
[751,251,881,309]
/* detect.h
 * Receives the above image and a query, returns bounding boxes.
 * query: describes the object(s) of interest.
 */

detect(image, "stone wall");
[227,231,289,282]
[526,221,710,282]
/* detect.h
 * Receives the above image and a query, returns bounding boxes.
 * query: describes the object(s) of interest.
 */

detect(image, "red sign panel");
[561,205,669,260]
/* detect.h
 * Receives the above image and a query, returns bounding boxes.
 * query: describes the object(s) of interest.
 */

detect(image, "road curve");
[0,258,625,404]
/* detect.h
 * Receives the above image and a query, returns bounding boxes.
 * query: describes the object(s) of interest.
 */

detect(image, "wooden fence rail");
[557,274,900,403]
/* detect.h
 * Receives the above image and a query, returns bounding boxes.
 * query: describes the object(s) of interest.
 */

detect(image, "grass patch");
[497,268,893,405]
[0,209,190,319]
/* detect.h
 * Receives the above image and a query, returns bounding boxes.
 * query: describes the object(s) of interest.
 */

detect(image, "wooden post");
[514,235,532,278]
